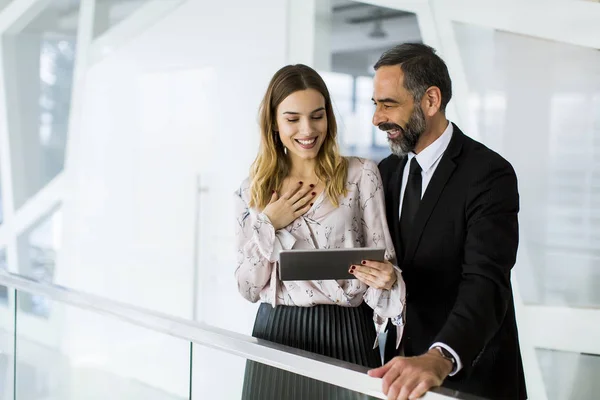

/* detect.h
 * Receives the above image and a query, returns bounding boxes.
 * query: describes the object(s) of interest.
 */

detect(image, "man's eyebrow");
[372,98,400,104]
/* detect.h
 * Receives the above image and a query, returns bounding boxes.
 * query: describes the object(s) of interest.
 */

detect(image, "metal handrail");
[0,271,470,399]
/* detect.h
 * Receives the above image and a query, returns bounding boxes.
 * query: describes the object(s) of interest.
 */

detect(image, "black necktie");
[400,157,422,252]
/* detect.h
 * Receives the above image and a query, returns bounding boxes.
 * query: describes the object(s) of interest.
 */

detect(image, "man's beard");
[379,106,426,157]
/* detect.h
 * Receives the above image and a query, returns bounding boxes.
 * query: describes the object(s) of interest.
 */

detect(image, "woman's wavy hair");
[249,64,348,210]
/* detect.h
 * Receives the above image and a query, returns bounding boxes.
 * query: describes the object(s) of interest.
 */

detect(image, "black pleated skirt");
[241,302,381,400]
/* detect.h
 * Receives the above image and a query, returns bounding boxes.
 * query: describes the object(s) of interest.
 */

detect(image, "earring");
[274,131,286,155]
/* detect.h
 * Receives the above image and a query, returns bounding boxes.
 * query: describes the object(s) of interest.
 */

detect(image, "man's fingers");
[408,381,432,400]
[386,375,408,400]
[370,357,407,396]
[396,384,412,400]
[381,365,402,395]
[375,356,446,400]
[368,362,391,378]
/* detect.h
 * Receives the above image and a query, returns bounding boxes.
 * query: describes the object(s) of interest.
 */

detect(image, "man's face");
[372,65,426,156]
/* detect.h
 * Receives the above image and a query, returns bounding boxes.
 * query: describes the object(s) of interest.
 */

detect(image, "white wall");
[54,0,288,396]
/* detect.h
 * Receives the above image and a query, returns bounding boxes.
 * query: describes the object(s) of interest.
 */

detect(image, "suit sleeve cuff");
[429,342,463,376]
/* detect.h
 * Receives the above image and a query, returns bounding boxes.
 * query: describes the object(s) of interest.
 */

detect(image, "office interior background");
[0,0,599,398]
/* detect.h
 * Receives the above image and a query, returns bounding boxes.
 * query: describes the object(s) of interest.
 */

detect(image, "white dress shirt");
[398,121,463,376]
[399,122,453,213]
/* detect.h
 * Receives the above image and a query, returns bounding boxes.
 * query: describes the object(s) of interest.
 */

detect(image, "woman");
[235,64,405,398]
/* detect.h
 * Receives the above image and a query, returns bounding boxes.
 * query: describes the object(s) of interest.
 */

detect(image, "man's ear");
[422,86,442,117]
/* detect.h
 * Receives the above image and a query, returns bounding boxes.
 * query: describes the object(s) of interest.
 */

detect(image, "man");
[363,43,526,400]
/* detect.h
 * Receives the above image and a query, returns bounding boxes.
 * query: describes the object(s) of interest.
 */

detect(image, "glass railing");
[0,271,477,400]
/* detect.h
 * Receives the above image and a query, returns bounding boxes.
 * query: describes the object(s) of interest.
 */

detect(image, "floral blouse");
[234,157,405,347]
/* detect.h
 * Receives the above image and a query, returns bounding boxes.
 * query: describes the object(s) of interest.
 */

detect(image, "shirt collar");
[407,121,453,174]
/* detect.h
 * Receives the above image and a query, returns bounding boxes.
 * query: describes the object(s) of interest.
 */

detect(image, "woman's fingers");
[350,261,396,289]
[281,181,305,200]
[289,183,316,207]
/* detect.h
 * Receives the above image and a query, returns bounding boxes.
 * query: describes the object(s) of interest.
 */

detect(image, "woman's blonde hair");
[249,64,348,210]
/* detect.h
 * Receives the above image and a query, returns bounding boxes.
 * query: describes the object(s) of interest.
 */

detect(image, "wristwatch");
[434,346,457,373]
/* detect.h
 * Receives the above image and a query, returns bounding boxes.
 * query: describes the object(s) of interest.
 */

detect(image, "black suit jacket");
[380,124,526,400]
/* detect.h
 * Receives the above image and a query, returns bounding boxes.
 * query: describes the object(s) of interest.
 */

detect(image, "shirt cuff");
[429,342,463,376]
[275,229,296,250]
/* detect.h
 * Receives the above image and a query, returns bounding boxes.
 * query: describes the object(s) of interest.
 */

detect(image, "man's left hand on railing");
[368,349,452,400]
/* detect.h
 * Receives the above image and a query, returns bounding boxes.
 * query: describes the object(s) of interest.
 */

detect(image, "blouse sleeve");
[234,186,296,303]
[357,160,406,332]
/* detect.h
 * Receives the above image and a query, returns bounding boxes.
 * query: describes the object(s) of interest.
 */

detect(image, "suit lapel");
[403,125,465,262]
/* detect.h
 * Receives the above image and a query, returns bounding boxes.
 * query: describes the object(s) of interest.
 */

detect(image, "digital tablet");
[278,247,386,281]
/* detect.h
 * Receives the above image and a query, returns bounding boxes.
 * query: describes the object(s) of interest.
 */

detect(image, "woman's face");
[275,89,328,161]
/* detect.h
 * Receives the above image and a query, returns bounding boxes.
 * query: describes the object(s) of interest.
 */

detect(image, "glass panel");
[324,1,421,162]
[93,0,150,38]
[320,70,354,142]
[0,0,13,14]
[191,344,378,400]
[0,250,7,304]
[0,288,15,400]
[2,0,79,210]
[16,208,62,317]
[15,291,190,399]
[0,166,3,225]
[0,347,11,400]
[453,21,600,308]
[537,348,600,400]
